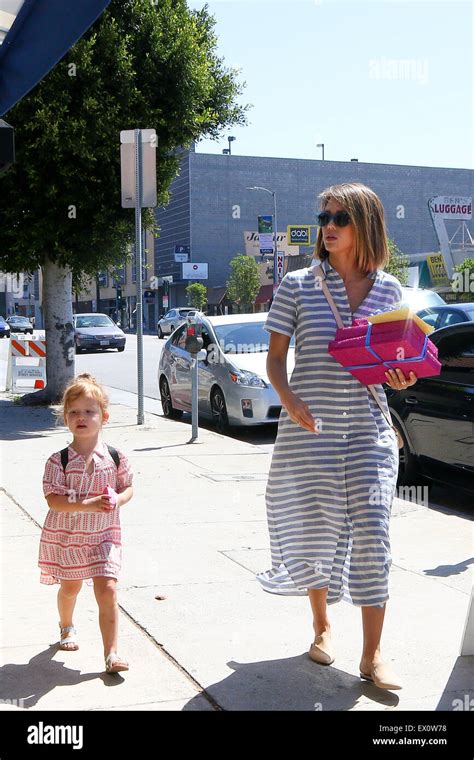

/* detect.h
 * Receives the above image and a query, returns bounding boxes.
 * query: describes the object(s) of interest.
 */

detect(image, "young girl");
[39,373,134,674]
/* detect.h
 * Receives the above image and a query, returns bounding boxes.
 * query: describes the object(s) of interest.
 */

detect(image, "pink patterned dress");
[39,441,133,585]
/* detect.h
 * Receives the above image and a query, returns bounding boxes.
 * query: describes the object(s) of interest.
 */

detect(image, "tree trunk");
[21,257,75,405]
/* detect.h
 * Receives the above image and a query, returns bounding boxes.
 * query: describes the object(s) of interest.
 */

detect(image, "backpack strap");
[60,444,120,472]
[106,444,120,469]
[60,447,69,473]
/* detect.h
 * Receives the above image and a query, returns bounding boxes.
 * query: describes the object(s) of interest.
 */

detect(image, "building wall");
[154,150,474,299]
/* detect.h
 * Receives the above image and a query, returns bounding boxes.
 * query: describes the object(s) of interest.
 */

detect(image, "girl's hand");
[384,369,417,390]
[283,391,319,434]
[82,495,112,512]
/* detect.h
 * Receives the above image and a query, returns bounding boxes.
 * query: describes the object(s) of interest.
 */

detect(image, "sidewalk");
[0,393,472,711]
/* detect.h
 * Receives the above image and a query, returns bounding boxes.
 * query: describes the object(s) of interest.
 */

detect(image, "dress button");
[342,434,347,439]
[343,411,347,416]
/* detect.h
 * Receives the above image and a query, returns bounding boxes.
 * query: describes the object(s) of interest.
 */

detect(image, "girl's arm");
[117,486,133,507]
[46,493,110,512]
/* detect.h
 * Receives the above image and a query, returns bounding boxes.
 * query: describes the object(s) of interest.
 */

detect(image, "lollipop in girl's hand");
[102,485,118,510]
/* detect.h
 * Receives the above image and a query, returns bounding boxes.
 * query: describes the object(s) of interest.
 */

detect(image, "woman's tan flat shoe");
[360,662,403,690]
[308,632,335,665]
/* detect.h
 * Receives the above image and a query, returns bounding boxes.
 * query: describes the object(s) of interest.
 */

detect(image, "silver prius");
[158,313,295,430]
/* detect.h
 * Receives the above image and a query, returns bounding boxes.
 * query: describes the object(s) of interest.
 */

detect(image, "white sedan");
[158,313,295,430]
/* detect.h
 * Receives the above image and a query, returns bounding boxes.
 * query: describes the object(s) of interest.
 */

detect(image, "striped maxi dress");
[257,257,403,607]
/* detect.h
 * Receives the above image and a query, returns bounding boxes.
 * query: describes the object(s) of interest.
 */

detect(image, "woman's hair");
[314,182,390,272]
[60,373,109,421]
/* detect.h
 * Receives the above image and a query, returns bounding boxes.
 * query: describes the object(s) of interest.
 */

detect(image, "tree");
[226,255,261,312]
[185,282,207,311]
[0,0,248,403]
[384,238,410,285]
[452,258,474,302]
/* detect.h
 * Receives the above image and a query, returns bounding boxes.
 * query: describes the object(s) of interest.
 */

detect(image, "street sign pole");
[135,128,144,425]
[121,127,157,426]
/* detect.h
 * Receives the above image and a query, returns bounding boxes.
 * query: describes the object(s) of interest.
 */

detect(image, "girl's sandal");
[105,653,129,674]
[58,624,79,651]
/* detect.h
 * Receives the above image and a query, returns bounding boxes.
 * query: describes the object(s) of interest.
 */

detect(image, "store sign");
[182,263,208,280]
[428,196,472,219]
[426,254,450,286]
[287,225,311,245]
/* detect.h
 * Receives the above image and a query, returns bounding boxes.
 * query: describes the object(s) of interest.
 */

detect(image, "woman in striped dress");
[257,182,417,690]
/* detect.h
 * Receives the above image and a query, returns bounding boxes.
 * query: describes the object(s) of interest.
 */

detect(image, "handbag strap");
[314,263,395,429]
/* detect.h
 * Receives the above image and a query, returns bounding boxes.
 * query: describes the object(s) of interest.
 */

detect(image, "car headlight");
[229,369,267,388]
[114,334,124,339]
[76,333,94,340]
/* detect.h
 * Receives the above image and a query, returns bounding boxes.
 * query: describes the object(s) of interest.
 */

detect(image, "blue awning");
[0,0,111,117]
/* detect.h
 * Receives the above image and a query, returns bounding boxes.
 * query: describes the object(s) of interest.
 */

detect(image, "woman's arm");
[267,332,317,433]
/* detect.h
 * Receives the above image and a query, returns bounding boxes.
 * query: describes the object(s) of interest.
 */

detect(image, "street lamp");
[317,142,325,160]
[247,185,279,293]
[228,135,236,155]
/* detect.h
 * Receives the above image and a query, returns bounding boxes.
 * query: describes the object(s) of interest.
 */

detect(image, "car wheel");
[157,326,164,339]
[393,419,427,488]
[117,346,125,352]
[211,387,229,434]
[160,376,183,419]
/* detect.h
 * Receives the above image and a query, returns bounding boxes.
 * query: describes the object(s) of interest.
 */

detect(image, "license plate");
[100,340,109,346]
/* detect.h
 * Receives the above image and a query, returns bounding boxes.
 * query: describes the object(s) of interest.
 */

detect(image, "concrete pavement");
[0,392,473,711]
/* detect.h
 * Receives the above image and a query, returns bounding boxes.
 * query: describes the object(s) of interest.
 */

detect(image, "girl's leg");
[57,580,82,650]
[308,587,331,636]
[93,576,120,658]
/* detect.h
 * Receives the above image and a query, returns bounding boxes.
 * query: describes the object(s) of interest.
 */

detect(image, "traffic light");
[163,280,169,295]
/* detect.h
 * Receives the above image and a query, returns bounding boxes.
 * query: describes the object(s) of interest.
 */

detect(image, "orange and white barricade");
[6,334,47,392]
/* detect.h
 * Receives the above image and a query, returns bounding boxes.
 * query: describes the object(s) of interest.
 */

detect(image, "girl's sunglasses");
[317,211,351,227]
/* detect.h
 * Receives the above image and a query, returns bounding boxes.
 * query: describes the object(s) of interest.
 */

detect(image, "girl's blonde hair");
[314,182,390,272]
[61,373,109,420]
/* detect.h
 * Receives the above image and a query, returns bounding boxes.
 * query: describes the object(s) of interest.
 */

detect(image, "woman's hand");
[282,391,319,433]
[384,368,417,390]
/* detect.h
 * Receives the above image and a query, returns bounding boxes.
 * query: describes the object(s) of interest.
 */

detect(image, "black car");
[0,316,11,338]
[387,322,474,495]
[416,303,474,330]
[6,315,34,334]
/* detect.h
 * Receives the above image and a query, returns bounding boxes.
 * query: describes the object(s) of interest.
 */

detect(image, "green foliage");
[0,0,248,277]
[226,255,261,312]
[186,282,207,310]
[384,238,410,285]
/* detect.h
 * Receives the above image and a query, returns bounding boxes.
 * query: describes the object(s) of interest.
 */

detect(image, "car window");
[437,332,474,371]
[171,324,187,348]
[75,315,115,328]
[439,311,467,328]
[212,321,296,353]
[418,310,439,328]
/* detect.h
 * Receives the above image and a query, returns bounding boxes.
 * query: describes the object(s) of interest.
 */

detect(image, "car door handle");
[405,397,418,405]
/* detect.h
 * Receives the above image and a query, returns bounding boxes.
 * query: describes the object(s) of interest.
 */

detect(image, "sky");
[188,0,473,170]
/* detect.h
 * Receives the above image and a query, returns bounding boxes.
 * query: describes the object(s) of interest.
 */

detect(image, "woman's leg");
[308,587,331,636]
[93,576,120,658]
[57,580,82,650]
[360,603,385,672]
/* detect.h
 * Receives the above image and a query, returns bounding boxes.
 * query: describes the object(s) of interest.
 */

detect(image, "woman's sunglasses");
[317,211,351,228]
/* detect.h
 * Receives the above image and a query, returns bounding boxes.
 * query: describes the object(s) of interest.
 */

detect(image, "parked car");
[386,322,474,495]
[157,308,203,338]
[416,302,474,330]
[6,315,34,334]
[158,313,295,430]
[0,316,10,338]
[74,313,126,353]
[400,286,445,312]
